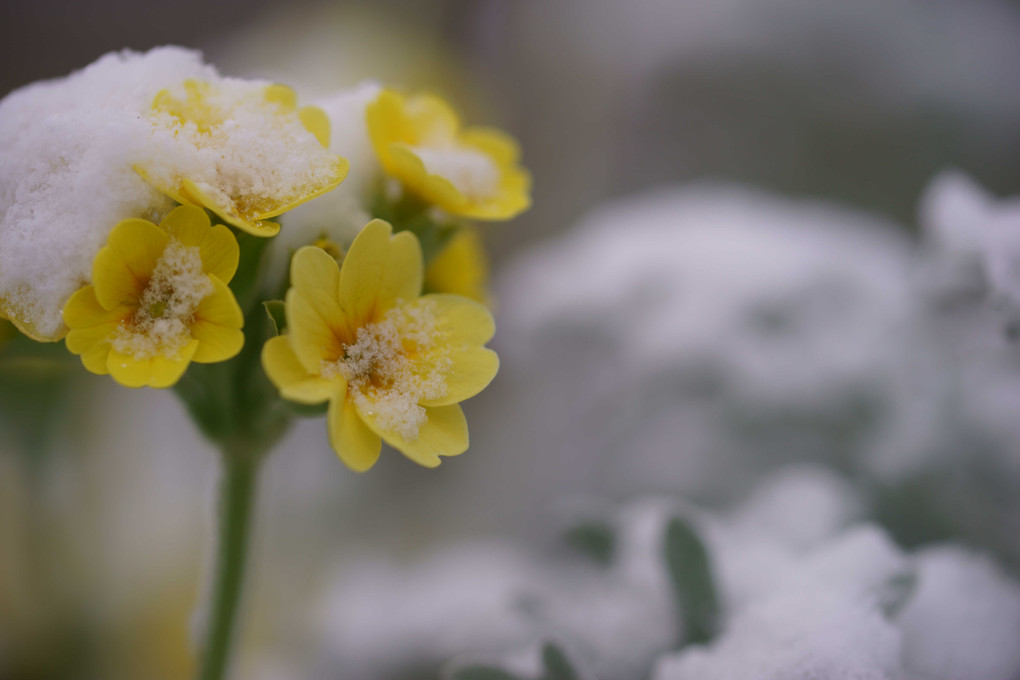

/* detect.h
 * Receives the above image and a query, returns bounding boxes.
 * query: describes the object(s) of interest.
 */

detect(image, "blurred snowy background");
[3,0,1020,678]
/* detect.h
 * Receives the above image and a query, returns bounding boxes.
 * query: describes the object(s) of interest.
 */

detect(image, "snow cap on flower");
[137,78,349,237]
[0,47,214,341]
[0,47,346,341]
[366,89,531,220]
[262,218,499,471]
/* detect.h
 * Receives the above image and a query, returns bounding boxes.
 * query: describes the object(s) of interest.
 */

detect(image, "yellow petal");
[420,347,499,407]
[149,340,199,388]
[361,403,469,468]
[264,84,298,110]
[62,288,125,375]
[424,229,490,303]
[193,276,243,328]
[406,93,460,143]
[251,156,349,221]
[63,285,132,330]
[423,293,496,345]
[107,350,152,388]
[191,277,243,364]
[261,335,339,404]
[78,337,114,375]
[191,323,244,364]
[159,205,210,246]
[461,127,522,164]
[182,178,282,238]
[107,341,198,389]
[199,224,241,283]
[159,206,241,284]
[339,220,423,325]
[65,322,117,356]
[328,396,382,472]
[290,245,341,299]
[299,105,331,148]
[285,288,345,373]
[366,89,410,167]
[92,219,170,310]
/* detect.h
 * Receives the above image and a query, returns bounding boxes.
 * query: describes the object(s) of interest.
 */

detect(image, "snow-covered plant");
[311,467,1020,680]
[0,47,529,680]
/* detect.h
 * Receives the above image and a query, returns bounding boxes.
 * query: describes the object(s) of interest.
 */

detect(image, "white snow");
[0,47,213,338]
[899,546,1020,680]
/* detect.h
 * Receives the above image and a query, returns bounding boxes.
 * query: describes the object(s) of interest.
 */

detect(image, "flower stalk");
[198,446,262,680]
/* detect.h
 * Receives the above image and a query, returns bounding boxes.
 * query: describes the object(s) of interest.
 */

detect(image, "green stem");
[197,449,261,680]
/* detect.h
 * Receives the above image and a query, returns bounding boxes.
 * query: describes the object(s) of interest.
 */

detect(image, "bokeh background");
[3,1,1020,678]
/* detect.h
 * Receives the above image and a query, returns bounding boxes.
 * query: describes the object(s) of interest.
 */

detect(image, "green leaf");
[263,300,287,335]
[563,521,615,565]
[450,667,524,680]
[664,517,720,646]
[541,644,580,680]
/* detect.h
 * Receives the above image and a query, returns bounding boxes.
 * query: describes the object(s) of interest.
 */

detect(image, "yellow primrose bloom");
[137,79,349,237]
[366,89,531,221]
[262,219,499,471]
[425,228,490,304]
[63,205,244,388]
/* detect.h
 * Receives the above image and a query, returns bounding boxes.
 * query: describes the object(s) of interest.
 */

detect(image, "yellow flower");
[425,228,490,304]
[366,89,531,220]
[63,205,244,388]
[137,80,349,237]
[262,219,499,471]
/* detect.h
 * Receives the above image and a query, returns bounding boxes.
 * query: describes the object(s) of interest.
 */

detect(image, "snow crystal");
[0,47,214,338]
[324,301,450,439]
[110,240,212,359]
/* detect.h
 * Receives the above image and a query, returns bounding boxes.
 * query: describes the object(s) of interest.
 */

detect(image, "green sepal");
[285,400,329,417]
[263,300,287,335]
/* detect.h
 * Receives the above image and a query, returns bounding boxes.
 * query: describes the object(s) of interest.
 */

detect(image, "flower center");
[411,145,500,202]
[323,301,451,440]
[110,240,212,360]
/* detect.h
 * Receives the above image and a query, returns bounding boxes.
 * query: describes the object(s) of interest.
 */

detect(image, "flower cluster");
[0,47,528,468]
